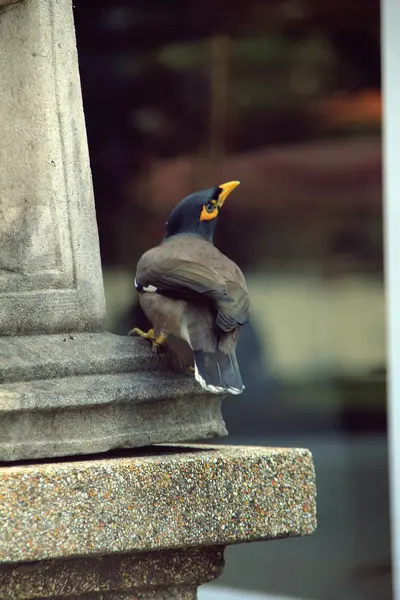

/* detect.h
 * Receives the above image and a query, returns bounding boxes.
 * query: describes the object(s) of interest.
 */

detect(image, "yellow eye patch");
[200,203,219,221]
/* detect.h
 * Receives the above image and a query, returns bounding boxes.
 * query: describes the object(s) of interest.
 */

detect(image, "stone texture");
[0,445,317,563]
[0,334,228,461]
[0,1,22,7]
[0,546,224,599]
[0,332,181,384]
[0,374,226,461]
[0,0,105,335]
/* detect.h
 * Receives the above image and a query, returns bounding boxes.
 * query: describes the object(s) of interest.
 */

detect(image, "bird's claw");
[129,327,168,353]
[129,327,156,341]
[151,341,162,354]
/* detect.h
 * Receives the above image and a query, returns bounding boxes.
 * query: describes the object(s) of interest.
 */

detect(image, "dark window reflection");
[74,1,390,598]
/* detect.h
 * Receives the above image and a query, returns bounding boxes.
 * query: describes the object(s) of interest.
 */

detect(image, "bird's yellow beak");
[217,180,240,208]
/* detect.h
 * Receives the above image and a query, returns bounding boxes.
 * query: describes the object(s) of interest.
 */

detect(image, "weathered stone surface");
[0,332,185,384]
[0,546,224,599]
[0,445,317,563]
[0,376,226,461]
[0,1,22,7]
[0,334,228,461]
[0,0,105,335]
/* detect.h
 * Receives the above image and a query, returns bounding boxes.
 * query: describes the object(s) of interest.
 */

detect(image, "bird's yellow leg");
[151,331,168,353]
[154,332,168,346]
[129,328,168,353]
[129,327,156,341]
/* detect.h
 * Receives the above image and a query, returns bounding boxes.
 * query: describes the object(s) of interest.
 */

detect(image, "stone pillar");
[0,0,104,335]
[0,0,228,462]
[0,2,317,599]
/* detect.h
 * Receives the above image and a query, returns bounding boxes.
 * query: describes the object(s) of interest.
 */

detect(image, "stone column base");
[0,547,224,600]
[0,333,227,461]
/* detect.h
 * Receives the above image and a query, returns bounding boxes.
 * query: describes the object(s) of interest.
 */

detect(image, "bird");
[131,180,250,395]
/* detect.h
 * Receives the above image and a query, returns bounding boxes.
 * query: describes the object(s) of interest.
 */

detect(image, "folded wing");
[136,252,249,332]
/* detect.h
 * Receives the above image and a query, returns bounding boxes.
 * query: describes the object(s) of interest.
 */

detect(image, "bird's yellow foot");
[151,332,168,354]
[129,327,155,341]
[129,327,168,353]
[186,365,195,373]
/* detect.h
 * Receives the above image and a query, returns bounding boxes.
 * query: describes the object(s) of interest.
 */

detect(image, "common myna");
[132,181,250,395]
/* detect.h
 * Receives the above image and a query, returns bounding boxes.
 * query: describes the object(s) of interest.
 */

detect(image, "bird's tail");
[193,349,244,395]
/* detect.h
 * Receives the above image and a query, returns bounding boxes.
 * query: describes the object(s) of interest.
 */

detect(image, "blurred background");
[73,1,389,598]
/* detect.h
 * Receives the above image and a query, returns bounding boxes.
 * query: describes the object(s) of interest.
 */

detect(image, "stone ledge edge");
[0,445,317,563]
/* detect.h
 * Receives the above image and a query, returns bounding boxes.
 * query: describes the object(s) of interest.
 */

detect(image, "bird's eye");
[200,202,219,221]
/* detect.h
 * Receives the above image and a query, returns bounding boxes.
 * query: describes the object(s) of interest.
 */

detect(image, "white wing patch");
[143,284,158,292]
[134,277,157,293]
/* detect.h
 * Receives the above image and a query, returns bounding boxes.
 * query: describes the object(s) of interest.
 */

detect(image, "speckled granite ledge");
[0,547,224,600]
[0,444,317,564]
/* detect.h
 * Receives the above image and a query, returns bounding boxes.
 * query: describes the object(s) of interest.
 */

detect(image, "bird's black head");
[164,181,240,243]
